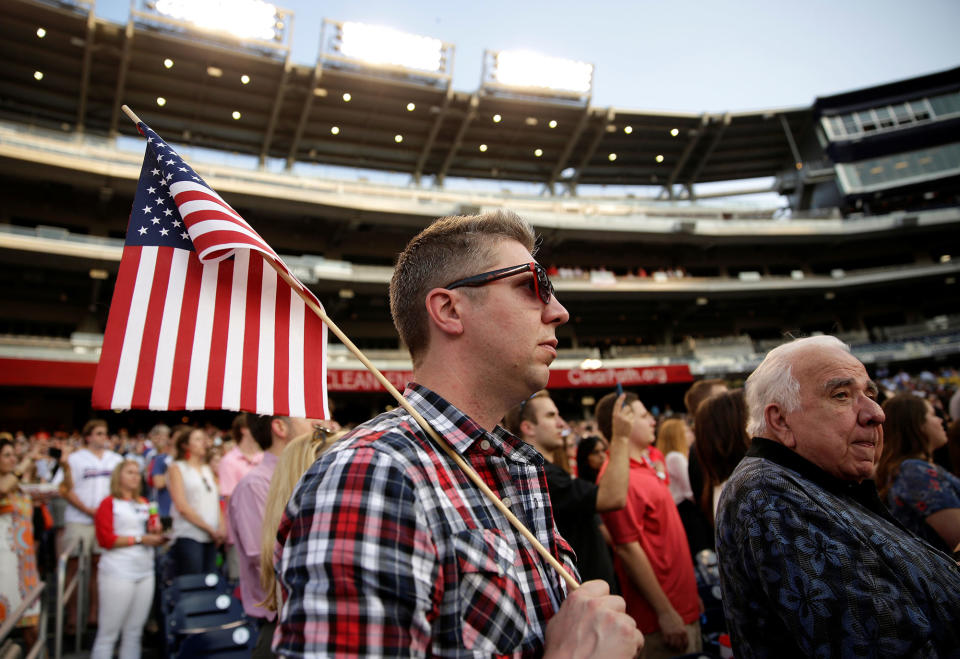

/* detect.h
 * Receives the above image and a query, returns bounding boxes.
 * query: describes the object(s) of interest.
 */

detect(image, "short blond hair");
[390,211,536,366]
[656,418,689,457]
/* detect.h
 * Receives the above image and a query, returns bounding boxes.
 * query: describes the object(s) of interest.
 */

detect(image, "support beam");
[567,107,615,194]
[436,93,478,187]
[260,56,292,167]
[545,103,592,194]
[413,87,453,185]
[75,4,96,133]
[108,19,135,137]
[779,113,803,167]
[285,60,324,170]
[684,112,730,189]
[661,114,708,199]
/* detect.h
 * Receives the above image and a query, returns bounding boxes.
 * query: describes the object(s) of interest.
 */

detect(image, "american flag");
[92,123,329,418]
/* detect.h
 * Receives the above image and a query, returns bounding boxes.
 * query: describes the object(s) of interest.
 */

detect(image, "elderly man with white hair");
[716,335,960,658]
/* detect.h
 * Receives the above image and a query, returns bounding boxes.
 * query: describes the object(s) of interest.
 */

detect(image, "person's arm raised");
[595,394,632,512]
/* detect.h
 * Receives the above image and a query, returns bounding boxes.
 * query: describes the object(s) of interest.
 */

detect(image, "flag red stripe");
[167,256,203,410]
[92,245,142,409]
[205,260,233,409]
[130,249,173,409]
[272,281,291,415]
[239,255,263,414]
[303,304,326,418]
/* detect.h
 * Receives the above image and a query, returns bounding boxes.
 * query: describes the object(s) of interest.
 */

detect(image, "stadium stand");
[0,0,958,431]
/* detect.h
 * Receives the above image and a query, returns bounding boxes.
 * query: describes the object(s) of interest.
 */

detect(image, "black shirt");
[542,460,619,593]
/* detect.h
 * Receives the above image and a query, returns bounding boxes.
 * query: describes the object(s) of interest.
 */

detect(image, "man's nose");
[545,296,570,326]
[859,396,885,426]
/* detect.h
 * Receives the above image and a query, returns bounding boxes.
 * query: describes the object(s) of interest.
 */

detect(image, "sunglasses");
[444,262,554,304]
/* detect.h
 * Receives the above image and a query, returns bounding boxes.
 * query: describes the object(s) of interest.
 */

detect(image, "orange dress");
[0,490,40,627]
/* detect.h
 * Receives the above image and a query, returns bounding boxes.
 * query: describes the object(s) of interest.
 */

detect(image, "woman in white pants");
[92,460,166,659]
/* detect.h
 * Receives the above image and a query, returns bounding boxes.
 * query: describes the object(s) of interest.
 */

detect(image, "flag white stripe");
[149,249,190,410]
[177,199,246,226]
[257,267,277,415]
[287,295,306,418]
[222,251,249,411]
[319,323,330,418]
[170,181,255,230]
[185,262,219,408]
[111,246,158,409]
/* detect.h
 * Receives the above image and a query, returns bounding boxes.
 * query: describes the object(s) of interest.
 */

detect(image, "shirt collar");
[748,437,894,521]
[404,383,540,464]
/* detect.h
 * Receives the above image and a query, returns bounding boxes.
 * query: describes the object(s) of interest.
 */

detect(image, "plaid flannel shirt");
[275,384,578,658]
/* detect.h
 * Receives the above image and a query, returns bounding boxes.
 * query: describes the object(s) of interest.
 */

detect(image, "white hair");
[745,335,851,437]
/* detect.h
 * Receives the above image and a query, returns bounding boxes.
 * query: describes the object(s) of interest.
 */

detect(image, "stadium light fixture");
[624,125,633,134]
[394,134,403,143]
[36,27,46,38]
[163,58,174,69]
[342,92,352,102]
[33,71,44,81]
[492,114,502,123]
[696,297,708,306]
[534,148,543,157]
[232,111,241,120]
[154,0,282,41]
[655,154,664,163]
[207,66,223,77]
[549,120,558,128]
[670,128,679,137]
[479,144,488,152]
[156,97,167,106]
[241,74,251,84]
[941,254,952,263]
[491,50,593,95]
[525,117,538,126]
[330,126,340,135]
[338,22,444,72]
[608,153,617,162]
[406,102,416,111]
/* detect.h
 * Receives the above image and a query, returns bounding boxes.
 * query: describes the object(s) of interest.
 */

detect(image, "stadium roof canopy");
[3,0,812,194]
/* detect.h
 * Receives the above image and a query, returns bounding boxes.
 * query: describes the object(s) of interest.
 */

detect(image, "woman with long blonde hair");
[259,430,343,614]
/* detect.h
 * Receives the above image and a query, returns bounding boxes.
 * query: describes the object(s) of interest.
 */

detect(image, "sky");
[95,0,960,114]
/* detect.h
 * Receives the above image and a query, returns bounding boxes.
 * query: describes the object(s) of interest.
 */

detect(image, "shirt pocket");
[453,528,528,654]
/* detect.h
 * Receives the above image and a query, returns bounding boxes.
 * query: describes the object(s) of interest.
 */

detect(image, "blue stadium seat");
[162,572,229,615]
[174,621,257,659]
[166,591,246,655]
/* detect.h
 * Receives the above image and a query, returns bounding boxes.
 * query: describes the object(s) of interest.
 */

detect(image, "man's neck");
[628,444,649,463]
[88,445,105,458]
[413,368,515,432]
[267,440,288,457]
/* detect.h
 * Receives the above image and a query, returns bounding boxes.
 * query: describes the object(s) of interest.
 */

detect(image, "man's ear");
[764,403,795,447]
[519,418,535,439]
[424,288,465,337]
[270,417,289,442]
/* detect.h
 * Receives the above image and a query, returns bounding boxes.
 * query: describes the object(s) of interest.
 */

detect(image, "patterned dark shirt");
[887,459,960,553]
[717,438,960,659]
[275,384,576,657]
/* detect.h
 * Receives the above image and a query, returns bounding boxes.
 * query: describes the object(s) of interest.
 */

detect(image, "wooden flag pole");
[120,105,578,590]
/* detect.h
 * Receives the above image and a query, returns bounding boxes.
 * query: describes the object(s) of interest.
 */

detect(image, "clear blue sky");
[97,0,959,113]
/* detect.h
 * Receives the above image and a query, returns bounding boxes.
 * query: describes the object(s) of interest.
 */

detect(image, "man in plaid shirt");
[275,211,643,657]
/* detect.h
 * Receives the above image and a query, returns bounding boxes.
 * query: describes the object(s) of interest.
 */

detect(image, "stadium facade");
[1,0,958,428]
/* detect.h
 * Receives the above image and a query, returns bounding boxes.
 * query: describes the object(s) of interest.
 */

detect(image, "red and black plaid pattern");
[275,384,578,657]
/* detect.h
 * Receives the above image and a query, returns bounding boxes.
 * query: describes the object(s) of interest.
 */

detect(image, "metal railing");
[54,536,89,659]
[0,581,46,659]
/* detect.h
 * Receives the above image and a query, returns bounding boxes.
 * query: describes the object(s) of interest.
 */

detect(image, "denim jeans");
[171,537,217,576]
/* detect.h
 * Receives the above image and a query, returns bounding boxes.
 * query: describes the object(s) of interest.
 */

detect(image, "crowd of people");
[1,211,959,658]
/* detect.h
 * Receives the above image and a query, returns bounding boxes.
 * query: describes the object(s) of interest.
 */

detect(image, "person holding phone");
[92,460,166,659]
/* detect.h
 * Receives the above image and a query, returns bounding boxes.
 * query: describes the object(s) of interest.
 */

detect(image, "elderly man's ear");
[764,404,796,448]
